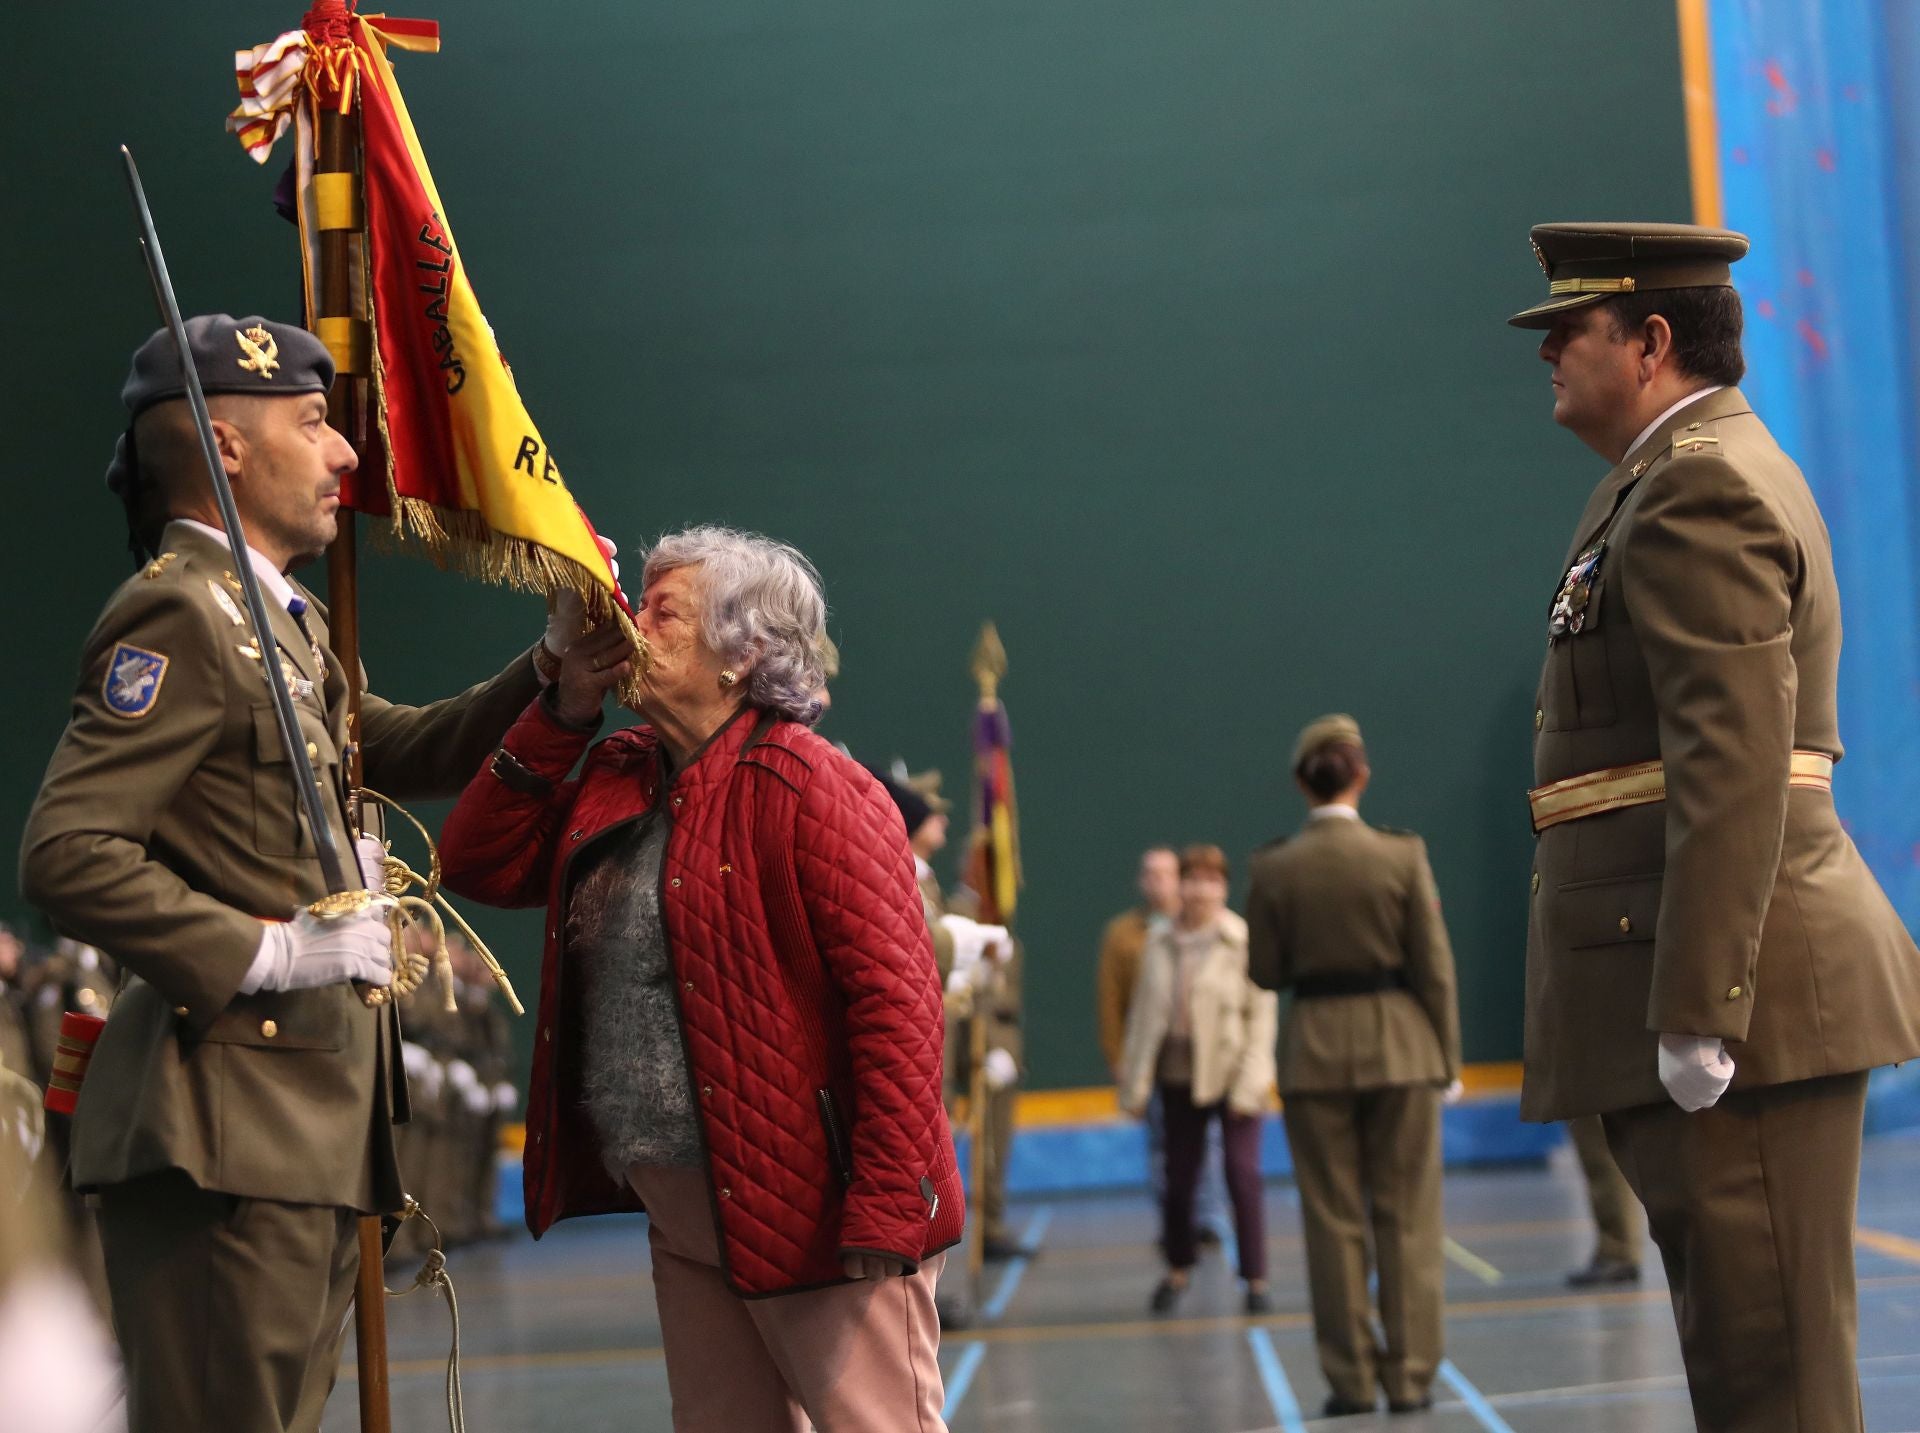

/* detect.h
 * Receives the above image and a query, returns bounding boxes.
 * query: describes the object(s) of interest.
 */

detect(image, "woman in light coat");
[1118,844,1278,1314]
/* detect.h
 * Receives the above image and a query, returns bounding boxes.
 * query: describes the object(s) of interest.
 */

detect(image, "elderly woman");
[439,527,962,1433]
[1117,844,1278,1316]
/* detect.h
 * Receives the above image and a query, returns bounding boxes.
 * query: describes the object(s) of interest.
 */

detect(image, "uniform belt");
[1291,969,1410,999]
[1528,750,1834,833]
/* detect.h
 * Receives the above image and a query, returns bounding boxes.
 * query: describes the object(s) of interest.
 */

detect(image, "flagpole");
[306,41,394,1429]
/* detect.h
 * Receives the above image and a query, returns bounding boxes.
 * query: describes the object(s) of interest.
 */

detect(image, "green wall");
[3,2,1692,1089]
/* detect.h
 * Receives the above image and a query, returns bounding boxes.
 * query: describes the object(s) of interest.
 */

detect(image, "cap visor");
[1507,291,1609,329]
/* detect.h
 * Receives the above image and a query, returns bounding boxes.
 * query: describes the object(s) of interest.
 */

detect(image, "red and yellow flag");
[226,7,632,632]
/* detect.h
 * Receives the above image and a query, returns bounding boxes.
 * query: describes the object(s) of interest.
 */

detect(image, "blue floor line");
[981,1206,1053,1321]
[942,1341,988,1422]
[1245,1327,1307,1433]
[1438,1358,1519,1433]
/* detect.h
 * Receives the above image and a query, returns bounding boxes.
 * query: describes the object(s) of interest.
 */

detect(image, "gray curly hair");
[641,526,833,725]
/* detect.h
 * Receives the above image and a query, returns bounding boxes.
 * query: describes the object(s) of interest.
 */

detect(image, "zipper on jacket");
[817,1088,852,1186]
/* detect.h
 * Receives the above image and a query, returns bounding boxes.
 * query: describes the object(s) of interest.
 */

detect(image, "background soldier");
[1564,1114,1640,1285]
[1513,224,1920,1431]
[1247,715,1461,1418]
[18,315,556,1433]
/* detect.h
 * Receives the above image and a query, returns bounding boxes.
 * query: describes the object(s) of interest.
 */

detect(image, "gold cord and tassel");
[383,1197,468,1433]
[304,788,525,1016]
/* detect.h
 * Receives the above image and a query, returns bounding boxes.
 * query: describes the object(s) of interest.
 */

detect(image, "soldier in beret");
[18,314,571,1433]
[1246,716,1460,1417]
[1513,224,1920,1430]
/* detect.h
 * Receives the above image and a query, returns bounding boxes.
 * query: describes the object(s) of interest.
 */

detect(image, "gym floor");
[329,1129,1920,1430]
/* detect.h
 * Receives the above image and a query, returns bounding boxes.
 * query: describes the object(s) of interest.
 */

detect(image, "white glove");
[491,1081,519,1114]
[1658,1033,1735,1112]
[240,903,395,994]
[983,1047,1019,1091]
[355,834,390,891]
[545,535,620,657]
[402,1041,445,1100]
[939,915,1009,986]
[1442,1078,1465,1105]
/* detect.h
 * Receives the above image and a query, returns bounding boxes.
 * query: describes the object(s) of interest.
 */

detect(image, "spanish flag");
[226,7,631,632]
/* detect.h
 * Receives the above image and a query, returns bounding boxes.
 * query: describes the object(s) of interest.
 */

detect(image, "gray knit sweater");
[567,809,701,1172]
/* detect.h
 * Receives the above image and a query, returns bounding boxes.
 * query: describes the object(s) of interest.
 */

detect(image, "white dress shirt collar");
[1308,803,1361,822]
[174,519,301,613]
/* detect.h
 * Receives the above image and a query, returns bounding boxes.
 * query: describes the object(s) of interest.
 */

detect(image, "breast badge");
[102,643,169,718]
[1549,541,1606,639]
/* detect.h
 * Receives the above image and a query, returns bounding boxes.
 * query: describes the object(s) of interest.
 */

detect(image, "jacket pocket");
[1555,872,1662,949]
[817,1087,853,1186]
[200,987,351,1051]
[250,703,341,857]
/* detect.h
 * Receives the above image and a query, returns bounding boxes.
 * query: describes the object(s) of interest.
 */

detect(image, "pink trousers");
[627,1163,950,1432]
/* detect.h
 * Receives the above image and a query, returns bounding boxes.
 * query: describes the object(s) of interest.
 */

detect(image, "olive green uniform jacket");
[1523,388,1920,1121]
[19,521,541,1213]
[1246,817,1461,1093]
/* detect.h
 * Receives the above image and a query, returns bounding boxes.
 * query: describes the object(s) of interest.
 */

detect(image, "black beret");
[107,314,334,495]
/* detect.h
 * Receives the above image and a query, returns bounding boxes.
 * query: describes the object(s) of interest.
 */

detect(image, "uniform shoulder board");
[1372,824,1419,839]
[1671,419,1722,456]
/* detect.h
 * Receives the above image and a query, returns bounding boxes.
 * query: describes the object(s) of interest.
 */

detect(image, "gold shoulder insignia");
[1630,458,1649,478]
[235,326,280,379]
[141,552,178,581]
[222,570,245,595]
[1673,432,1721,455]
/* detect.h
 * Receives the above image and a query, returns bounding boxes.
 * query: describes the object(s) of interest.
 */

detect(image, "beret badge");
[236,325,281,379]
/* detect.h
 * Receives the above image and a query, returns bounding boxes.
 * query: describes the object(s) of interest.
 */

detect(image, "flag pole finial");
[971,622,1006,706]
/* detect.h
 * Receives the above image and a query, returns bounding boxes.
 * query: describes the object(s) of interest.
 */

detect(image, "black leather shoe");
[1566,1255,1641,1287]
[1389,1395,1434,1413]
[1244,1287,1273,1315]
[982,1233,1023,1262]
[1149,1278,1185,1315]
[1196,1225,1223,1249]
[1322,1395,1374,1416]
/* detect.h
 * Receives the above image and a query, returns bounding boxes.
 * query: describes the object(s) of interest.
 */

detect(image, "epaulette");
[1373,824,1418,839]
[1671,419,1721,457]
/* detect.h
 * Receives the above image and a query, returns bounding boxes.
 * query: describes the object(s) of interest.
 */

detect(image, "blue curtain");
[1710,0,1920,927]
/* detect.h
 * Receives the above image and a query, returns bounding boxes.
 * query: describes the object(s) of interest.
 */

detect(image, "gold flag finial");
[971,621,1007,705]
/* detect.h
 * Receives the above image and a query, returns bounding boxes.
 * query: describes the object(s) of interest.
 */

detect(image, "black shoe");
[1566,1255,1641,1287]
[1244,1287,1272,1315]
[1196,1225,1223,1249]
[1149,1278,1185,1315]
[936,1293,972,1331]
[1388,1395,1434,1413]
[1322,1394,1374,1416]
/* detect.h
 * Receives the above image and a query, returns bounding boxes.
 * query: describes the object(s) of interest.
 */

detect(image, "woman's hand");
[553,622,636,726]
[842,1252,909,1281]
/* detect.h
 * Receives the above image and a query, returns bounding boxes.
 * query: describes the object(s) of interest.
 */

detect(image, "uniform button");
[174,1005,190,1017]
[1534,708,1544,731]
[673,796,684,807]
[670,877,682,888]
[306,741,320,762]
[719,1187,731,1199]
[719,863,733,875]
[542,1026,552,1043]
[1727,985,1743,1000]
[261,1019,279,1038]
[701,1085,712,1098]
[570,830,584,842]
[533,1132,543,1145]
[1687,421,1702,430]
[1618,916,1632,934]
[1530,872,1540,895]
[684,981,694,992]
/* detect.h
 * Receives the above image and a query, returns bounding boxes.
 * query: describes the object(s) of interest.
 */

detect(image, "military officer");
[1513,224,1920,1431]
[19,314,556,1433]
[1247,715,1461,1417]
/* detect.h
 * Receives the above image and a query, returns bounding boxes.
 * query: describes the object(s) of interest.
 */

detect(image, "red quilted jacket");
[439,697,964,1295]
